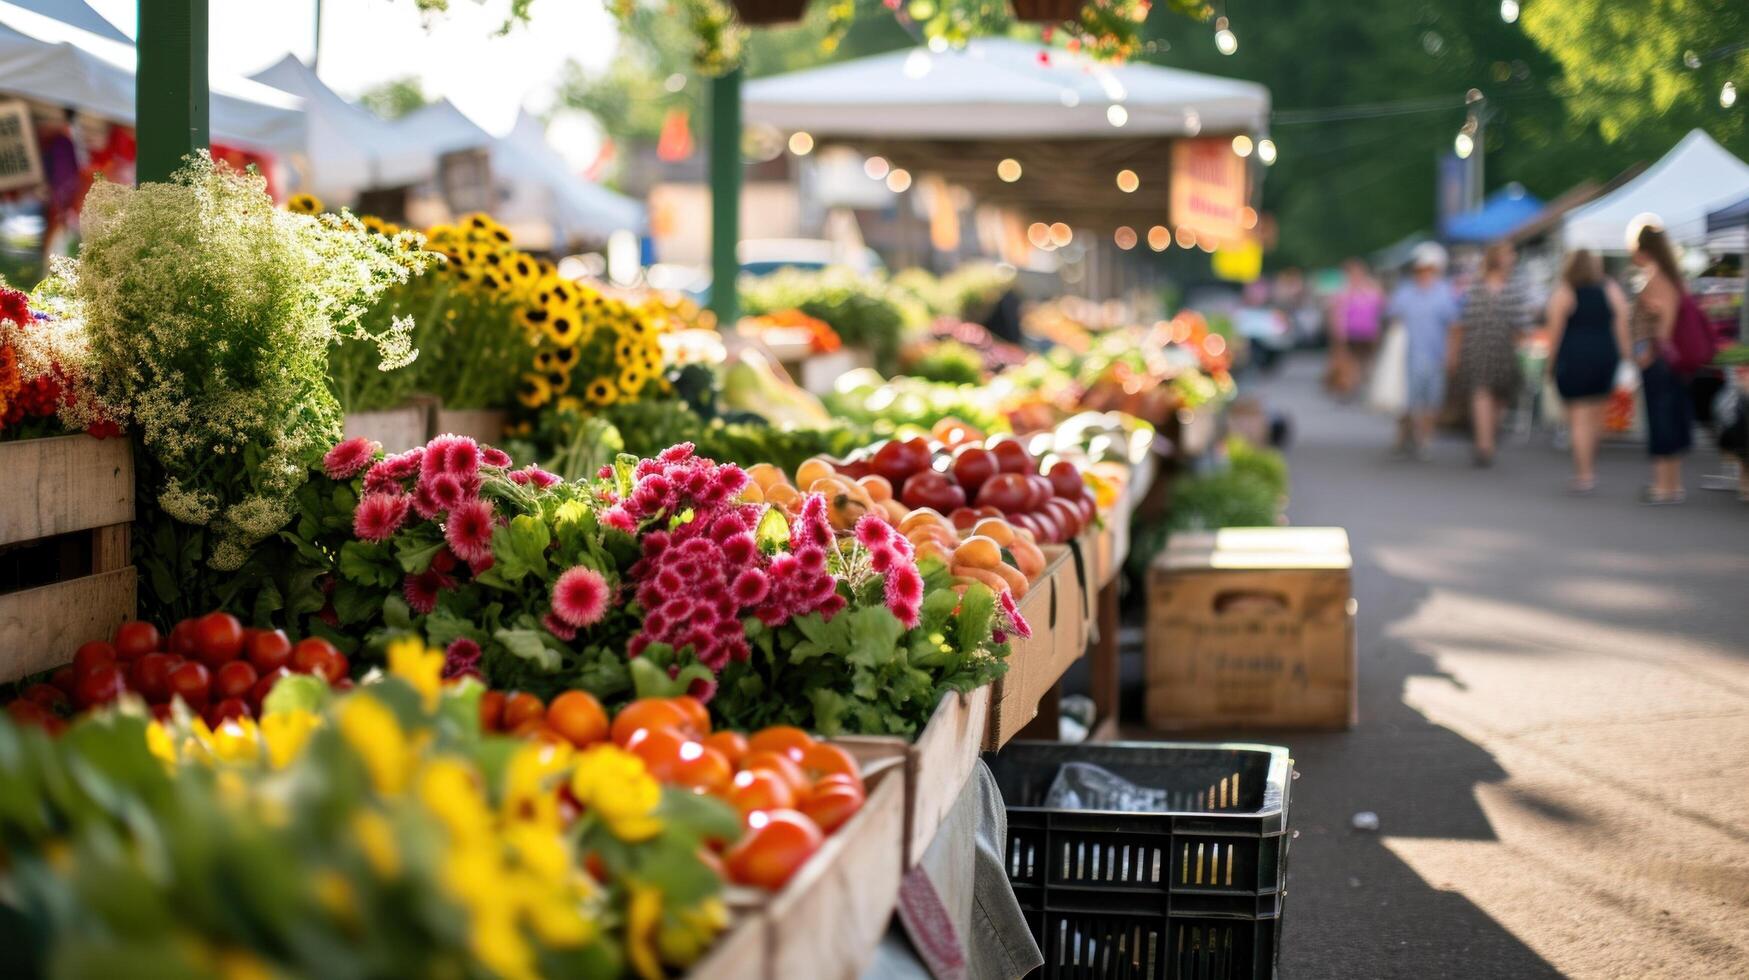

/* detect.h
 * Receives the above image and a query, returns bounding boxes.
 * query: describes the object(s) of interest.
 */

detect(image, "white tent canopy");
[0,1,302,152]
[394,100,645,247]
[12,0,127,43]
[1562,129,1749,253]
[744,38,1269,139]
[250,55,433,200]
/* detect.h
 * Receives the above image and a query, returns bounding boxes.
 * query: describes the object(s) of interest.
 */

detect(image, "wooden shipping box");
[985,546,1084,750]
[1146,527,1356,731]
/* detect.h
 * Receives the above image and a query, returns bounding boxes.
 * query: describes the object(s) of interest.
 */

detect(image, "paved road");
[1246,357,1749,979]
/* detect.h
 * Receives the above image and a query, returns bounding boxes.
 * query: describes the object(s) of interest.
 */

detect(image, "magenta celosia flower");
[795,545,827,575]
[323,436,379,480]
[442,638,482,679]
[731,568,769,605]
[411,484,442,520]
[542,611,578,642]
[430,548,458,575]
[818,593,847,620]
[526,467,561,489]
[424,472,467,512]
[992,628,1008,645]
[658,443,695,464]
[468,553,494,576]
[353,492,410,542]
[998,589,1032,640]
[444,498,496,564]
[721,532,755,566]
[552,566,610,628]
[869,545,895,574]
[481,446,512,468]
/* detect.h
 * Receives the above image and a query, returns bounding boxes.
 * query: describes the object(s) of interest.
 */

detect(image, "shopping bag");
[1368,323,1408,415]
[1612,359,1639,393]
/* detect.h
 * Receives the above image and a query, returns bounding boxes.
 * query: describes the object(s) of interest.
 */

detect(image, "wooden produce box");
[836,684,992,867]
[1145,527,1356,732]
[684,907,766,980]
[432,408,507,445]
[343,400,433,453]
[984,546,1083,750]
[758,743,906,980]
[0,435,136,681]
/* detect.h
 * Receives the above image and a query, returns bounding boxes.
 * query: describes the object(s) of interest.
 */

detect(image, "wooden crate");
[432,408,507,445]
[758,744,906,980]
[343,402,432,453]
[836,684,992,867]
[984,546,1083,750]
[1145,527,1356,731]
[684,906,766,980]
[0,436,136,681]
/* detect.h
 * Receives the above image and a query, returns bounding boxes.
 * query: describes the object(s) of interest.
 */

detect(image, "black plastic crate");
[985,741,1292,980]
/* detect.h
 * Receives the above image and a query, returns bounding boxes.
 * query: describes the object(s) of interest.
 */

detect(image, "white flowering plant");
[51,155,431,619]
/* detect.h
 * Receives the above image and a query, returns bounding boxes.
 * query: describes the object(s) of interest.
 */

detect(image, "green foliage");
[357,75,431,120]
[739,268,917,371]
[824,369,1011,433]
[907,339,986,386]
[1225,435,1289,499]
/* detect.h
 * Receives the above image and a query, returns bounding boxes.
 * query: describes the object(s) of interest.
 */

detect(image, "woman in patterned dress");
[1451,243,1536,466]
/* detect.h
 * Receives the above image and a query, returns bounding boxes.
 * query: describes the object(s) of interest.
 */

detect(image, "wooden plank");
[984,547,1084,750]
[684,908,766,980]
[432,409,507,444]
[0,568,137,682]
[1088,577,1122,732]
[0,436,133,547]
[762,751,905,980]
[343,404,432,454]
[838,685,992,867]
[91,524,131,574]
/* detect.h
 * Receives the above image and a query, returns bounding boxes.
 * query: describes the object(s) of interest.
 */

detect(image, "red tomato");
[192,612,245,667]
[988,437,1035,475]
[1042,498,1083,537]
[1030,510,1062,545]
[247,629,294,674]
[975,473,1032,514]
[250,668,289,710]
[740,750,809,794]
[948,507,982,531]
[546,690,610,747]
[799,780,865,833]
[128,652,178,703]
[168,619,200,657]
[610,698,693,746]
[747,725,815,763]
[112,621,161,660]
[703,730,749,768]
[7,700,53,729]
[74,664,125,709]
[206,697,251,726]
[22,683,67,711]
[667,695,712,735]
[799,743,863,790]
[502,692,546,731]
[316,648,350,684]
[724,809,824,890]
[213,660,258,701]
[1046,460,1084,498]
[871,439,931,485]
[167,661,212,709]
[73,641,116,675]
[726,768,798,814]
[289,636,337,675]
[626,727,690,782]
[676,743,734,795]
[49,665,79,697]
[479,690,507,732]
[950,446,1000,496]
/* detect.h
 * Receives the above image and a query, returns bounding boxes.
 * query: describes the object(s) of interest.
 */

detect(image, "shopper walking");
[1386,243,1461,458]
[1327,258,1384,399]
[1544,250,1631,493]
[1451,243,1536,466]
[1629,223,1692,503]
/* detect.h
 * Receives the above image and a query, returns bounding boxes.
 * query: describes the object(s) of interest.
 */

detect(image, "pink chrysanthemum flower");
[403,571,441,614]
[731,568,770,605]
[597,464,615,480]
[323,436,379,480]
[524,466,561,489]
[442,638,482,679]
[353,492,410,542]
[421,434,480,482]
[552,566,610,628]
[657,442,695,464]
[424,472,467,512]
[363,462,404,496]
[444,498,496,564]
[382,449,423,479]
[998,589,1033,640]
[481,446,512,468]
[542,612,578,642]
[721,532,756,566]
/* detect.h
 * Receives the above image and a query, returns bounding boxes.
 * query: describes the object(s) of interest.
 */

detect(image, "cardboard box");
[1146,527,1356,731]
[985,547,1084,749]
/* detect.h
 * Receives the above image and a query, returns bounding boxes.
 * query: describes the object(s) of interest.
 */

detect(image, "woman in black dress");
[1452,243,1537,466]
[1629,224,1692,504]
[1544,250,1631,493]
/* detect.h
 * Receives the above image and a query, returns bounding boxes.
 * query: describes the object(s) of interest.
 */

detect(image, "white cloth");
[1368,323,1409,416]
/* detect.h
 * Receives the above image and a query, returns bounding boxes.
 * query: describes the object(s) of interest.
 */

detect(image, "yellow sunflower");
[286,192,323,215]
[546,369,570,392]
[516,373,553,409]
[556,395,585,413]
[615,339,638,363]
[584,378,618,406]
[551,345,580,370]
[519,306,551,331]
[543,311,583,347]
[617,365,648,396]
[534,349,558,372]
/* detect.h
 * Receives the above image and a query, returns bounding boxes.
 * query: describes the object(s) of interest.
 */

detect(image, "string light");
[1257,139,1277,165]
[1116,169,1140,193]
[664,73,687,93]
[1106,105,1129,127]
[1454,131,1474,159]
[1147,226,1170,251]
[787,131,814,156]
[1049,223,1073,247]
[1175,226,1197,249]
[886,168,912,192]
[864,156,891,180]
[1239,207,1259,230]
[1114,227,1138,250]
[1499,0,1518,23]
[1232,135,1254,157]
[1027,222,1051,248]
[1724,81,1739,109]
[997,158,1023,182]
[1214,17,1238,56]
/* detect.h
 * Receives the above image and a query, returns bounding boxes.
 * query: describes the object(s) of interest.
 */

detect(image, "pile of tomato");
[484,691,866,890]
[4,613,349,732]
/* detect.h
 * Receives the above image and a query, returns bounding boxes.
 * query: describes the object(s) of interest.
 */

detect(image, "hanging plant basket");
[732,0,811,25]
[1010,0,1085,23]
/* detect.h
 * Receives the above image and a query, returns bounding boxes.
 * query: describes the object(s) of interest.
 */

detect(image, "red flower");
[444,498,496,564]
[481,446,512,468]
[403,571,441,614]
[542,612,579,642]
[442,638,482,679]
[353,492,411,542]
[0,287,29,325]
[323,436,379,480]
[552,565,610,628]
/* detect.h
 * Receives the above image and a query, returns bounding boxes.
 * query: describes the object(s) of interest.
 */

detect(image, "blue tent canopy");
[1706,193,1749,233]
[1442,183,1544,243]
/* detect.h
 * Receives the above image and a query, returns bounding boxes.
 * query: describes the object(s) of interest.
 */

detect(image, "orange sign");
[1170,139,1249,247]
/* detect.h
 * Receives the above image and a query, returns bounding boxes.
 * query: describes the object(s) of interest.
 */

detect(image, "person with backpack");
[1628,222,1713,503]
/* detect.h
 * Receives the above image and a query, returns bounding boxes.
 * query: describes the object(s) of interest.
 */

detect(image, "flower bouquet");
[0,284,117,441]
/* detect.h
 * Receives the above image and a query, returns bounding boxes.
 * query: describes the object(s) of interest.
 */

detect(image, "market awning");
[1561,129,1749,253]
[1706,193,1749,253]
[744,39,1269,232]
[0,0,303,152]
[1442,183,1542,243]
[10,0,127,43]
[249,55,434,201]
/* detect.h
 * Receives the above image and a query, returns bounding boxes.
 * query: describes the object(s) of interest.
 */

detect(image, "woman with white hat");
[1386,242,1462,458]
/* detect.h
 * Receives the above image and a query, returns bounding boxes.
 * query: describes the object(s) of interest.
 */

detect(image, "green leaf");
[383,594,414,630]
[957,583,997,653]
[395,536,446,574]
[489,515,552,583]
[331,581,379,625]
[424,607,477,650]
[845,605,904,669]
[629,657,714,699]
[495,628,561,671]
[809,687,850,735]
[262,673,332,715]
[338,540,398,588]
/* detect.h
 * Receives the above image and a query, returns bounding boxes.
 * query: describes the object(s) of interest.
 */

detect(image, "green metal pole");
[136,0,209,184]
[708,68,743,325]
